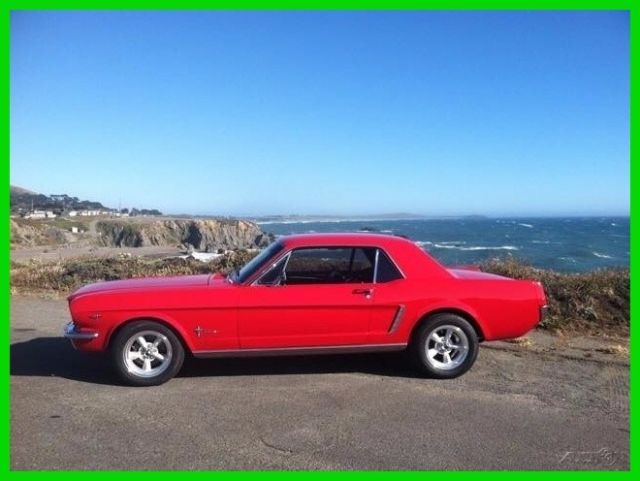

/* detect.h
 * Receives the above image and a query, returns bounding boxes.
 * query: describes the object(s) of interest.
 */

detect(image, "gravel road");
[10,295,629,470]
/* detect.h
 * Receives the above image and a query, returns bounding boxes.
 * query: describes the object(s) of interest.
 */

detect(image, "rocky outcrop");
[10,219,69,247]
[96,219,272,251]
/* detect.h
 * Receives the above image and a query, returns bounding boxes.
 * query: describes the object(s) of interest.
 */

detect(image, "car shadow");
[10,337,425,385]
[179,351,423,379]
[10,337,117,385]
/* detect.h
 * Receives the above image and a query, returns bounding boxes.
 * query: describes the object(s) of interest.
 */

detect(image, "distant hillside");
[10,185,109,215]
[10,185,161,216]
[252,213,428,223]
[10,186,38,196]
[251,213,489,223]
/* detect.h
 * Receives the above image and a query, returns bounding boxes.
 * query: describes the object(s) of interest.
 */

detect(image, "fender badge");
[194,325,218,337]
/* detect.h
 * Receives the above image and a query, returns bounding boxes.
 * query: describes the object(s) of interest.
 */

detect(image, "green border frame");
[2,3,634,476]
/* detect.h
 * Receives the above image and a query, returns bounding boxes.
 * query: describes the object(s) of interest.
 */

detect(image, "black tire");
[410,313,479,379]
[111,320,185,386]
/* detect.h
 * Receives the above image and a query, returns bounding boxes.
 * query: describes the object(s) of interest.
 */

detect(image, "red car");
[64,233,547,386]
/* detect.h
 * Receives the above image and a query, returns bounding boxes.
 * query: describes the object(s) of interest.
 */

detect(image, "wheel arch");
[410,307,486,343]
[106,315,194,353]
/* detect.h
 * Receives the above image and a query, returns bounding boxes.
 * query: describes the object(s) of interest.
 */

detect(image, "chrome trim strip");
[63,322,99,340]
[388,304,406,333]
[373,248,380,283]
[193,343,407,358]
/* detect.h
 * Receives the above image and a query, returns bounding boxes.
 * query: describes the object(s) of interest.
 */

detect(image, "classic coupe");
[64,233,547,386]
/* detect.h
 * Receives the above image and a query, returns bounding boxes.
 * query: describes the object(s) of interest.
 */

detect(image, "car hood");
[68,274,219,300]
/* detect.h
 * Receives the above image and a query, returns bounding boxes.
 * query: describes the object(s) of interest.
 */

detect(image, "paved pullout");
[11,296,629,470]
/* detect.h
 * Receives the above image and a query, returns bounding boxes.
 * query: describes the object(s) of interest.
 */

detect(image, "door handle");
[352,288,373,298]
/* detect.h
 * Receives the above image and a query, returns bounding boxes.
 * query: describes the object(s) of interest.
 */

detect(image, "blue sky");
[10,11,629,217]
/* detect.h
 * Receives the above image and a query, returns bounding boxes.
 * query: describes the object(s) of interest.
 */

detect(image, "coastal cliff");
[96,219,272,251]
[10,218,70,246]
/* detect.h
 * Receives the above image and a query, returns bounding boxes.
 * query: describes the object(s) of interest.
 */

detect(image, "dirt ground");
[10,294,629,470]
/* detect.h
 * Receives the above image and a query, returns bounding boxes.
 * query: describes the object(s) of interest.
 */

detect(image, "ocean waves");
[416,241,519,251]
[260,217,628,272]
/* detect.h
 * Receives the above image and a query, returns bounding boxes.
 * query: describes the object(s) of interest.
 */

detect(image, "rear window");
[376,249,403,283]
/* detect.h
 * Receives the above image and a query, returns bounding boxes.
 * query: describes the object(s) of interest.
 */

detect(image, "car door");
[367,248,410,344]
[236,246,375,349]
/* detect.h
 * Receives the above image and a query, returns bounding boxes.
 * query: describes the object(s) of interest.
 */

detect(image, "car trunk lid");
[447,267,511,280]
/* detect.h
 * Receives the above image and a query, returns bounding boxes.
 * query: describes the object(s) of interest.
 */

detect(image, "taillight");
[535,281,547,304]
[540,305,549,323]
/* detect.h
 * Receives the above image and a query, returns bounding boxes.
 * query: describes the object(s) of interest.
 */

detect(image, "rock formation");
[96,219,272,251]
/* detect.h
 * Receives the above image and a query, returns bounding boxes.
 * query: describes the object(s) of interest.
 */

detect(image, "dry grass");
[10,250,257,293]
[594,345,629,356]
[480,256,629,336]
[503,337,534,348]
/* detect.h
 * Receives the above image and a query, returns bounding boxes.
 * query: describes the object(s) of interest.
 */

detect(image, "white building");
[25,210,57,219]
[79,210,102,216]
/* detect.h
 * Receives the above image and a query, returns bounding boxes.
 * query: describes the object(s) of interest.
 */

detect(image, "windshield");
[233,241,284,284]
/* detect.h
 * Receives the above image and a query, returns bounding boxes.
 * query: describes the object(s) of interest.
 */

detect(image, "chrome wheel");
[123,330,173,378]
[425,324,469,371]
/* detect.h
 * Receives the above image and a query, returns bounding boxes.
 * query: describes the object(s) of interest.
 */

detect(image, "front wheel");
[111,321,185,386]
[410,313,479,379]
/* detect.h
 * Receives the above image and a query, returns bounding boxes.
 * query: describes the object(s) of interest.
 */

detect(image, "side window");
[350,247,376,283]
[376,249,403,283]
[284,247,374,285]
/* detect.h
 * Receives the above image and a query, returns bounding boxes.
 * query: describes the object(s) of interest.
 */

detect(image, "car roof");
[279,232,416,249]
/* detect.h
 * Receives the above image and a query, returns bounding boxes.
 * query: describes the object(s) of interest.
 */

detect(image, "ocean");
[256,217,630,273]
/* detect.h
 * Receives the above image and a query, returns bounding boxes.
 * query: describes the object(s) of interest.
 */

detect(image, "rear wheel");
[111,321,185,386]
[410,313,479,378]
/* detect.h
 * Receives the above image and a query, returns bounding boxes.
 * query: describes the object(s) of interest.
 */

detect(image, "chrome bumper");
[63,322,99,340]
